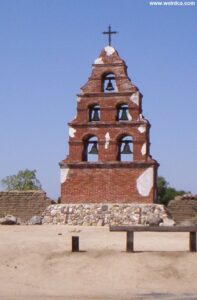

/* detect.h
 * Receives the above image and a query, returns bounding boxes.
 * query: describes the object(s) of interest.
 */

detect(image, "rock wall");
[42,203,172,226]
[168,194,197,225]
[0,191,50,222]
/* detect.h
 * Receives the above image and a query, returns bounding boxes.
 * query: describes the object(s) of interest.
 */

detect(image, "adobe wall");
[0,191,50,222]
[168,194,197,224]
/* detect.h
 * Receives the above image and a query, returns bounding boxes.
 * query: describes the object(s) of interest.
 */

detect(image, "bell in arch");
[92,109,100,121]
[121,142,132,154]
[106,79,114,91]
[88,142,98,154]
[119,108,128,121]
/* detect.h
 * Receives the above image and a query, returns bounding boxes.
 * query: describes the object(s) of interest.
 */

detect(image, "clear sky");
[0,0,196,199]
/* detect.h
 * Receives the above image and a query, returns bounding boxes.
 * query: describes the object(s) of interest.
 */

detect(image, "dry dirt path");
[0,225,197,300]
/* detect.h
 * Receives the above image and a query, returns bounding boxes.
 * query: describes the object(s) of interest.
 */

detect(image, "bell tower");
[60,28,159,203]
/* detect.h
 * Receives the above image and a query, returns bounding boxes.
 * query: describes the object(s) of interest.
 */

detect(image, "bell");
[88,142,98,154]
[106,79,114,91]
[121,142,132,154]
[91,109,100,121]
[119,108,128,121]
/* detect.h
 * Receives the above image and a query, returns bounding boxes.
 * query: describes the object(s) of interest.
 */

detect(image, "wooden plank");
[109,225,197,232]
[126,231,134,252]
[72,236,79,252]
[190,232,197,252]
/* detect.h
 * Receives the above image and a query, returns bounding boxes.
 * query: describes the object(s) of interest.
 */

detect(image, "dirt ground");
[0,225,197,300]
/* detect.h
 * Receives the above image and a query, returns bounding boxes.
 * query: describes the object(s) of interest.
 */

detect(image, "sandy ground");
[0,225,197,300]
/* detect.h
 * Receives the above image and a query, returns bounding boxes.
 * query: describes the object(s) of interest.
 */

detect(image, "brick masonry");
[0,191,50,222]
[60,46,159,203]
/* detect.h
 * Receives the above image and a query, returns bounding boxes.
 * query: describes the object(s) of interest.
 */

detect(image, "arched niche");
[118,135,133,162]
[83,136,98,162]
[89,104,100,122]
[102,73,117,93]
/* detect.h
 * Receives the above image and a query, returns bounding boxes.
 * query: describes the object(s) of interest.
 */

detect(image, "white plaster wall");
[104,46,115,56]
[141,143,146,156]
[105,132,110,149]
[136,167,153,197]
[127,111,132,121]
[130,92,140,106]
[60,168,69,184]
[138,125,146,133]
[94,57,104,64]
[69,127,76,138]
[77,96,81,102]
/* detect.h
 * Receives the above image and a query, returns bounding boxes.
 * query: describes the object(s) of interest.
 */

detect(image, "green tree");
[157,176,185,205]
[1,169,42,191]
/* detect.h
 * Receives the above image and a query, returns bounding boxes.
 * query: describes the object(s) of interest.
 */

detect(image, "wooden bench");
[109,226,197,252]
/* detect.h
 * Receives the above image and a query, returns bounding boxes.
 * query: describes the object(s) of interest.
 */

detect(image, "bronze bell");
[119,108,128,121]
[88,142,98,154]
[121,142,132,154]
[91,109,100,121]
[106,79,114,91]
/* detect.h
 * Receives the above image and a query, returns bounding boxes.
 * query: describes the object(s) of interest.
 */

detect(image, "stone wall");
[0,191,50,222]
[42,203,172,226]
[168,194,197,225]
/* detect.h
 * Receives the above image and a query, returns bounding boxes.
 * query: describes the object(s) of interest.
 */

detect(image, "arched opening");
[102,73,117,93]
[83,136,98,162]
[117,104,129,121]
[89,104,100,122]
[118,135,133,162]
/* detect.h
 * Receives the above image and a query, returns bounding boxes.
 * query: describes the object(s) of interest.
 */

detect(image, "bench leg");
[126,231,134,252]
[190,232,197,252]
[72,236,79,252]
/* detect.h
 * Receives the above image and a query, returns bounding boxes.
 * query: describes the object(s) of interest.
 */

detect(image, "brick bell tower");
[60,27,159,204]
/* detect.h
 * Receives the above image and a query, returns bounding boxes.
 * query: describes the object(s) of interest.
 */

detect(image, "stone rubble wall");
[0,191,50,222]
[168,194,197,225]
[42,203,172,226]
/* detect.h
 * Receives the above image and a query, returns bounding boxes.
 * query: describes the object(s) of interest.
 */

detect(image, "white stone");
[160,218,175,226]
[141,143,146,156]
[60,168,69,184]
[130,92,140,106]
[94,57,104,64]
[69,126,76,138]
[138,125,146,133]
[136,167,153,197]
[104,132,110,149]
[104,46,115,56]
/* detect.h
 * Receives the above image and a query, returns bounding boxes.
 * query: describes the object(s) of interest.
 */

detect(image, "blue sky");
[0,0,196,199]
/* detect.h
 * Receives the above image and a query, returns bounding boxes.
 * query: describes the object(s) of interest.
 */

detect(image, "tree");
[1,169,42,191]
[157,176,185,205]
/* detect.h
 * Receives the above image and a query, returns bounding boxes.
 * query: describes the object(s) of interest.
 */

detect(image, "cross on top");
[102,25,117,46]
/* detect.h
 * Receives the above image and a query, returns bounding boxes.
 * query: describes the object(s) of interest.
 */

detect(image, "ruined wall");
[168,194,197,224]
[0,191,50,222]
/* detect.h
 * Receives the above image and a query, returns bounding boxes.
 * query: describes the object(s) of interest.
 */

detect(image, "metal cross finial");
[102,25,117,46]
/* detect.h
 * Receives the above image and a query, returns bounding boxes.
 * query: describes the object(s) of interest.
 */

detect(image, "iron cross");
[102,25,117,46]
